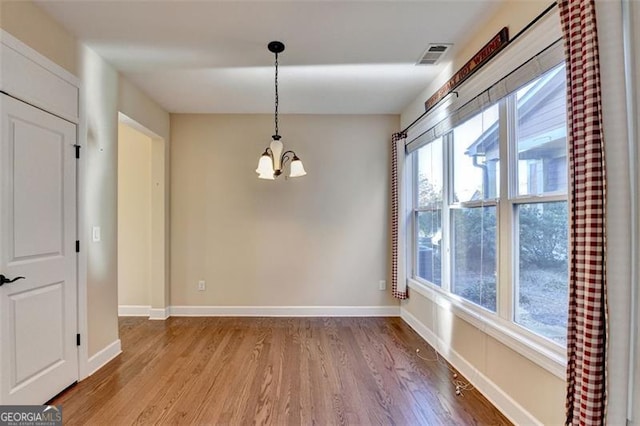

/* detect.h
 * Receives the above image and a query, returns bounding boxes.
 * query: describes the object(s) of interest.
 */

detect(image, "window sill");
[406,278,567,380]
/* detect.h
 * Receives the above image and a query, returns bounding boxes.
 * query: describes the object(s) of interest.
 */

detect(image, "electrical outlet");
[379,280,387,291]
[198,280,206,291]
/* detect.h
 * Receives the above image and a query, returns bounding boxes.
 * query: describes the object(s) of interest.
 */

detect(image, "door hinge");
[74,144,81,159]
[75,240,80,253]
[76,334,81,346]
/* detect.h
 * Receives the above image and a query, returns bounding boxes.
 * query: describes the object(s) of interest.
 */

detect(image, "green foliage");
[417,209,442,285]
[459,276,497,311]
[518,202,568,269]
[418,174,442,207]
[452,207,497,270]
[416,176,444,284]
[417,210,441,238]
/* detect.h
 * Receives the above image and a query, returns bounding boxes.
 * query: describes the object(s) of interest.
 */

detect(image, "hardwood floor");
[52,317,511,425]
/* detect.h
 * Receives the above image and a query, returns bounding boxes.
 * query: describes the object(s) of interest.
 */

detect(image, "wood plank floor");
[51,317,511,425]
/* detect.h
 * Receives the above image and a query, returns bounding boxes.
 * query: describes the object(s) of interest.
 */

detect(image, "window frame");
[409,68,569,378]
[506,88,569,348]
[412,137,444,287]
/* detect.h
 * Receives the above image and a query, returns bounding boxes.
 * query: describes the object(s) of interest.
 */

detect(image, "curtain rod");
[400,1,559,135]
[404,36,563,152]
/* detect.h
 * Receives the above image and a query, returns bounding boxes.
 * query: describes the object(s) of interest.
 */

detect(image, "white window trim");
[407,278,566,379]
[408,69,569,380]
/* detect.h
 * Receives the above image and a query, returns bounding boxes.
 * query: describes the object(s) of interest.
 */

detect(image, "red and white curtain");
[391,131,408,299]
[560,0,608,423]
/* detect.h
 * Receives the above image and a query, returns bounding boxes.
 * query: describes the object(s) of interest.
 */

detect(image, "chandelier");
[255,41,306,180]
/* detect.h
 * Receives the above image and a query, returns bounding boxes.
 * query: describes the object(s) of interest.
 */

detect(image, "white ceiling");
[36,0,505,114]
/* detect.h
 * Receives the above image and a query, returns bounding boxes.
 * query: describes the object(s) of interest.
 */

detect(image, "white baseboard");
[149,307,170,320]
[118,305,151,317]
[170,305,400,317]
[86,339,122,377]
[400,308,542,426]
[117,305,400,319]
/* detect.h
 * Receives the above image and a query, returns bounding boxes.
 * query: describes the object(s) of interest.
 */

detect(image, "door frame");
[0,29,89,381]
[117,113,168,320]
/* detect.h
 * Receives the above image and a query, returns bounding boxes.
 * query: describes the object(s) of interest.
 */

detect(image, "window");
[411,64,568,347]
[415,138,443,286]
[450,105,499,311]
[513,66,568,345]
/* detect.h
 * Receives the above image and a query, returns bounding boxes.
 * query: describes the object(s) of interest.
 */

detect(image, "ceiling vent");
[417,44,452,65]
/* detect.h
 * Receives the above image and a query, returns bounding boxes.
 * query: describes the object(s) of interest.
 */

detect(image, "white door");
[0,93,78,404]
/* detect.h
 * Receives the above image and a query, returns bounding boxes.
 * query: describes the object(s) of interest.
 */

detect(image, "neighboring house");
[464,66,567,199]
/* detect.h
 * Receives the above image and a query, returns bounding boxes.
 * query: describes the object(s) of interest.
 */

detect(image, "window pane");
[515,202,568,344]
[452,104,500,203]
[516,64,567,196]
[416,210,442,286]
[417,138,443,207]
[451,206,497,311]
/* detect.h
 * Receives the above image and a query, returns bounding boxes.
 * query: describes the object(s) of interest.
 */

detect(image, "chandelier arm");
[280,150,297,169]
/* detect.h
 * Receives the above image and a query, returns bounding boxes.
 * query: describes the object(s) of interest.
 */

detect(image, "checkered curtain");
[560,0,608,424]
[391,131,408,299]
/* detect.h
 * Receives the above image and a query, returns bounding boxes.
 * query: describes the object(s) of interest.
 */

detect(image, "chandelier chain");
[257,41,305,180]
[274,51,279,137]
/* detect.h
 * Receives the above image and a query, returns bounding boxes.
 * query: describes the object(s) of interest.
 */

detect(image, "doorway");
[117,114,167,319]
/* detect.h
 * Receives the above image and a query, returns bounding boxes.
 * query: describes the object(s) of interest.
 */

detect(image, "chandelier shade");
[289,157,307,178]
[256,151,274,178]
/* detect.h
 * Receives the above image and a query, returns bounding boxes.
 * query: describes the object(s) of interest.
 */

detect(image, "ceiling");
[36,1,504,115]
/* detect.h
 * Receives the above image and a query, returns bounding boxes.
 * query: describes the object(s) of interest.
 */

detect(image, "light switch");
[92,226,101,242]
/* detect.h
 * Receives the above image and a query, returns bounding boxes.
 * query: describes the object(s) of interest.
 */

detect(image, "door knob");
[0,275,25,286]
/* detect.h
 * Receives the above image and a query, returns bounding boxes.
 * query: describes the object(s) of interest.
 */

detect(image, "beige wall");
[79,44,120,356]
[171,114,398,307]
[401,0,552,128]
[632,1,640,416]
[1,1,171,357]
[0,0,77,75]
[399,1,566,424]
[118,123,152,306]
[402,297,565,424]
[595,1,638,422]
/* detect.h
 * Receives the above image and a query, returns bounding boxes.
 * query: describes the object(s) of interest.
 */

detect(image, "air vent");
[417,43,453,65]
